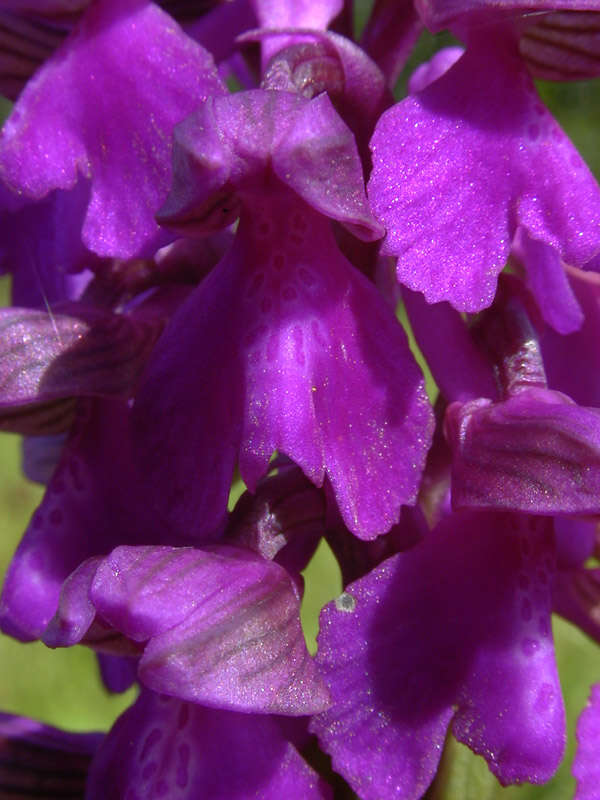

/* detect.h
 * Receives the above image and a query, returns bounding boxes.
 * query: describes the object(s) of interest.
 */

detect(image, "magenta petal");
[541,267,600,406]
[408,45,464,92]
[252,0,342,28]
[446,388,600,514]
[89,543,329,714]
[136,196,432,540]
[0,399,157,640]
[160,89,381,239]
[0,0,225,258]
[368,37,600,310]
[273,92,383,240]
[415,1,600,31]
[0,305,159,426]
[514,226,583,335]
[87,690,331,800]
[312,511,563,798]
[42,556,101,647]
[520,11,600,80]
[0,712,101,798]
[574,684,600,799]
[90,545,267,642]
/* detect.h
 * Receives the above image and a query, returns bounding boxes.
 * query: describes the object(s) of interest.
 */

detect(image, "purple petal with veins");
[446,387,600,514]
[89,543,329,714]
[0,305,160,435]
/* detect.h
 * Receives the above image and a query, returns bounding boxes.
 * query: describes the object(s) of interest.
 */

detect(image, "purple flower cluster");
[0,0,599,797]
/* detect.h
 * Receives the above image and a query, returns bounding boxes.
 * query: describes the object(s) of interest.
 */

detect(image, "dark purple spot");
[282,286,297,302]
[49,508,63,525]
[518,573,530,591]
[257,220,270,237]
[292,213,308,231]
[52,478,65,494]
[299,268,315,287]
[176,743,190,788]
[177,704,189,730]
[293,326,305,367]
[537,568,548,585]
[527,123,539,141]
[539,615,550,638]
[140,728,162,761]
[534,682,554,712]
[244,324,267,348]
[155,779,169,797]
[261,297,272,314]
[273,253,285,271]
[266,332,278,362]
[521,598,532,622]
[246,272,264,299]
[311,319,327,347]
[141,761,158,780]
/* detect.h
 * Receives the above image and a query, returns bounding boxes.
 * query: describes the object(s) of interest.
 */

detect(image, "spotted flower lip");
[139,87,432,542]
[86,689,332,799]
[311,510,564,800]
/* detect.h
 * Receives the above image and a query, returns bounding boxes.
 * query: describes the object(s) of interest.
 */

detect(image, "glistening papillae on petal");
[368,36,600,310]
[574,684,600,799]
[0,0,225,258]
[312,511,564,799]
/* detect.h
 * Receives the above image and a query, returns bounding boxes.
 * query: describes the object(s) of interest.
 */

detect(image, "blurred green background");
[0,14,599,800]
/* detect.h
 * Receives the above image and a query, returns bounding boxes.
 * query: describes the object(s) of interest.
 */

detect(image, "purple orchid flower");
[132,87,433,542]
[0,0,226,259]
[311,509,564,799]
[368,1,600,312]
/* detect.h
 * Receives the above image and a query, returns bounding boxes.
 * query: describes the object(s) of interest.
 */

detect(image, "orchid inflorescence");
[0,1,599,797]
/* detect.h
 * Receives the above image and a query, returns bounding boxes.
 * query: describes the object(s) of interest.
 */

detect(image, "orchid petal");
[0,712,101,798]
[87,690,331,799]
[90,544,329,714]
[446,388,600,514]
[0,0,225,258]
[135,197,432,541]
[312,511,563,798]
[574,684,600,799]
[368,37,600,310]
